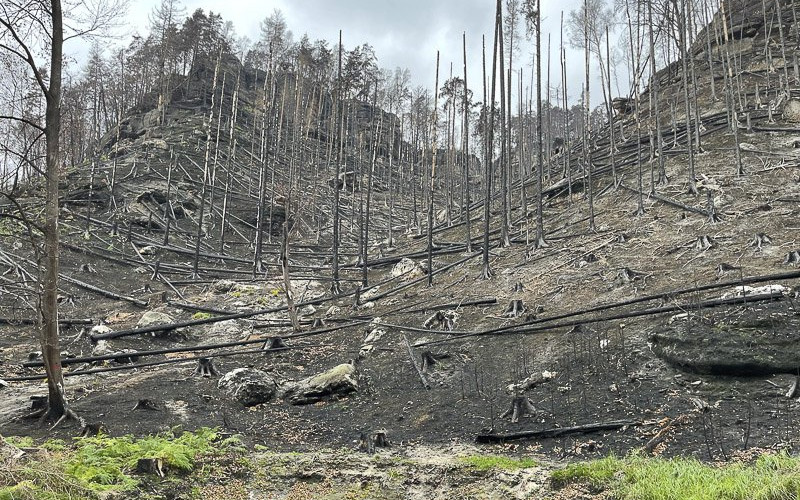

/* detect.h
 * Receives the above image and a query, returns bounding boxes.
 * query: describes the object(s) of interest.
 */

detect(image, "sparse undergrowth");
[0,428,238,499]
[552,452,800,500]
[459,454,538,471]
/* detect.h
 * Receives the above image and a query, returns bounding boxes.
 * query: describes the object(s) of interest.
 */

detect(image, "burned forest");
[2,0,800,498]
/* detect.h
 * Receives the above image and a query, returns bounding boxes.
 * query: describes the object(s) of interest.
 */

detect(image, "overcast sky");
[115,0,618,107]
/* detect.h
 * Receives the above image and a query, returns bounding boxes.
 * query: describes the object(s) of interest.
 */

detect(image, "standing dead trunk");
[534,0,547,248]
[427,53,440,288]
[462,32,473,253]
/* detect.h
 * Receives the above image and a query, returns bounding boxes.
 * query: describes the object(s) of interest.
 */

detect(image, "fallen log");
[60,274,149,307]
[418,291,788,348]
[0,317,92,326]
[475,420,640,443]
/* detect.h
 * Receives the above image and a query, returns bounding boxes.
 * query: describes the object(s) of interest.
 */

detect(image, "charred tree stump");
[262,337,287,351]
[716,263,741,277]
[358,429,391,453]
[132,399,161,411]
[80,423,107,437]
[501,396,538,423]
[503,299,527,318]
[136,457,166,477]
[618,268,647,284]
[420,351,450,373]
[513,281,525,292]
[784,251,800,265]
[193,357,219,378]
[423,310,458,331]
[29,396,48,413]
[695,235,716,251]
[751,233,772,250]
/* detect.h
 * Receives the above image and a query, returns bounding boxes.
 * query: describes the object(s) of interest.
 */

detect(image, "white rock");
[137,311,174,328]
[391,258,424,280]
[90,324,113,336]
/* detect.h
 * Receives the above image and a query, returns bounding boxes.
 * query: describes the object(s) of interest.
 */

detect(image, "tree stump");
[750,233,772,250]
[358,429,390,453]
[423,310,458,331]
[136,457,165,477]
[501,396,538,423]
[784,251,800,265]
[618,268,646,284]
[503,299,527,318]
[262,337,287,351]
[193,358,219,378]
[420,351,450,373]
[695,235,716,251]
[80,423,107,437]
[132,399,160,411]
[716,263,740,277]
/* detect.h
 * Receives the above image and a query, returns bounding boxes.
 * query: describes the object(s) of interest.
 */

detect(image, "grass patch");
[0,428,233,499]
[552,452,800,500]
[459,454,537,471]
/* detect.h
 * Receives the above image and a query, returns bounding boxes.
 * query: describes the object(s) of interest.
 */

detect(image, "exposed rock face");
[282,363,358,405]
[651,312,800,376]
[218,368,278,406]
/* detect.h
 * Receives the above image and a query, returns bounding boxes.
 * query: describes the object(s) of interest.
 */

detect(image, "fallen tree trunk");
[475,420,640,443]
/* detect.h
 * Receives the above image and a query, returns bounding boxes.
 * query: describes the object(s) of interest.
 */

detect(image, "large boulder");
[391,258,425,280]
[283,363,358,405]
[783,99,800,123]
[218,368,278,406]
[137,311,174,328]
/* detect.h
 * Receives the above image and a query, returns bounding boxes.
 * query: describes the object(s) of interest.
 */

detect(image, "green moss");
[459,454,537,471]
[552,452,800,500]
[4,435,35,448]
[191,312,212,320]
